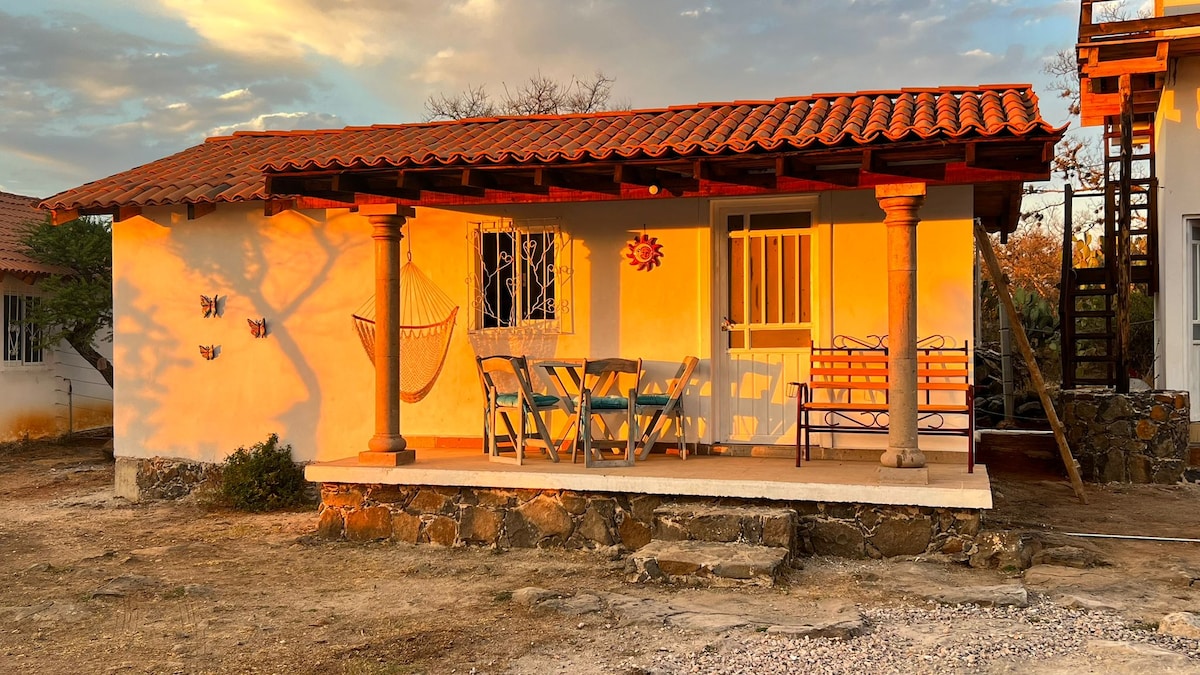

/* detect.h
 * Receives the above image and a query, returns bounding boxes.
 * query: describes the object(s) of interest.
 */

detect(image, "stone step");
[626,540,790,587]
[653,503,796,550]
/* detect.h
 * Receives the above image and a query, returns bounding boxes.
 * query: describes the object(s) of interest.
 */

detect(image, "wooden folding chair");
[574,358,641,468]
[476,355,561,464]
[635,356,699,460]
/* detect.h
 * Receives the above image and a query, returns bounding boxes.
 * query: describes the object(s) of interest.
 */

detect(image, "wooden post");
[1115,73,1133,394]
[975,221,1089,504]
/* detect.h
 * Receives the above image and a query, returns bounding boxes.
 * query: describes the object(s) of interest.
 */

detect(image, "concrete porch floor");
[305,448,991,509]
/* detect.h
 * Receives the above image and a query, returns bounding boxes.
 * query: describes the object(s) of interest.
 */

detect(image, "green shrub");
[219,433,309,511]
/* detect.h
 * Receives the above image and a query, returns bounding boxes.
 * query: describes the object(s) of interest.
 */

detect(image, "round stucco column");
[876,183,927,469]
[361,213,415,465]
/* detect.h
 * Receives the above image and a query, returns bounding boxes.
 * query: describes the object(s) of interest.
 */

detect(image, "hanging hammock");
[352,260,459,403]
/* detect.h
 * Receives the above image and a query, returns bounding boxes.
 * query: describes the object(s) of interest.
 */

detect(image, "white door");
[1190,223,1200,420]
[717,203,817,444]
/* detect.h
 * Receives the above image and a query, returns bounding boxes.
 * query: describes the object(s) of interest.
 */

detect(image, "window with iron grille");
[3,294,44,365]
[470,219,571,332]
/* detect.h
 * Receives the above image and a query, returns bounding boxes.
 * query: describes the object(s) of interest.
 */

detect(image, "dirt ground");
[2,439,1199,674]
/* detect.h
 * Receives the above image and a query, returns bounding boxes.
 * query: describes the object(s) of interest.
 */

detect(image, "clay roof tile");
[43,86,1063,211]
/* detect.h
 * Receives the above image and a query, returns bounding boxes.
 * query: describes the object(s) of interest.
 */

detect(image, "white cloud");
[962,48,996,58]
[158,0,384,65]
[208,111,343,136]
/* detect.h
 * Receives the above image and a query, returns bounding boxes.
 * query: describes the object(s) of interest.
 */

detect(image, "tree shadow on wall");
[113,278,194,453]
[166,209,361,456]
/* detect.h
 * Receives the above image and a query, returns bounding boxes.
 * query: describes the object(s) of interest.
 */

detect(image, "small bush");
[219,433,309,511]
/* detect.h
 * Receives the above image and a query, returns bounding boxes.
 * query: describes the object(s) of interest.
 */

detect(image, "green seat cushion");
[495,392,560,407]
[636,394,671,406]
[589,395,630,409]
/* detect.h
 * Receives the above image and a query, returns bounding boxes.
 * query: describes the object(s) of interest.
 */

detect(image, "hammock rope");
[353,260,458,403]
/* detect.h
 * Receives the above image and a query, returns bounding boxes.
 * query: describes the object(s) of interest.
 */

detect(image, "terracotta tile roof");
[0,191,68,277]
[43,85,1061,211]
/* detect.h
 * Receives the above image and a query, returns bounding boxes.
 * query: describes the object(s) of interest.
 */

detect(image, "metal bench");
[789,335,974,472]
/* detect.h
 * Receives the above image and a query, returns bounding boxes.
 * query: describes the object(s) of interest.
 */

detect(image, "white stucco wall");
[111,188,975,464]
[0,275,113,441]
[1156,53,1200,417]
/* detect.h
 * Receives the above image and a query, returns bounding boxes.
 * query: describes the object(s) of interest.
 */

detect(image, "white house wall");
[1156,52,1200,419]
[0,275,113,441]
[112,189,973,464]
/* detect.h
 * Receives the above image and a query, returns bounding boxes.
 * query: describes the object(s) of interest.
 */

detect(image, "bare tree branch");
[424,71,622,121]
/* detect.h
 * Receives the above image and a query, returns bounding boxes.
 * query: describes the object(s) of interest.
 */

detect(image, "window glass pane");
[765,234,781,324]
[1194,240,1199,322]
[1193,324,1200,342]
[799,235,812,322]
[726,214,744,232]
[782,235,797,324]
[728,237,744,324]
[748,235,763,324]
[23,297,42,364]
[521,231,556,321]
[748,211,811,230]
[480,231,515,328]
[3,295,20,362]
[749,328,811,348]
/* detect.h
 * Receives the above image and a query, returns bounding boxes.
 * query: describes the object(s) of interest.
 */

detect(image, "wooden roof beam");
[533,167,620,194]
[187,202,217,220]
[862,149,947,181]
[461,168,549,195]
[1080,13,1200,40]
[332,173,421,200]
[399,170,484,197]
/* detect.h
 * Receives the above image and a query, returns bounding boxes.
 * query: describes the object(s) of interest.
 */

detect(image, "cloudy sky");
[0,0,1082,199]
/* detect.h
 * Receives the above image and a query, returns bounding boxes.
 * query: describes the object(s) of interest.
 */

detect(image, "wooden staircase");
[1061,1,1175,392]
[1059,117,1157,391]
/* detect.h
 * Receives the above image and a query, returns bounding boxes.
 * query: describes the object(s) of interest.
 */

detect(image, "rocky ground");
[1,439,1199,674]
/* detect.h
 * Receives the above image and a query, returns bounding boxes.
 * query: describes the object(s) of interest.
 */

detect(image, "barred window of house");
[470,219,571,332]
[3,294,43,364]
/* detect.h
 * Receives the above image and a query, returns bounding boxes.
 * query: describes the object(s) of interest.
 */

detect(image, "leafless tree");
[424,71,619,121]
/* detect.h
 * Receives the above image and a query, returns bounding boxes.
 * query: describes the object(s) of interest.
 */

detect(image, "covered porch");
[268,87,1061,506]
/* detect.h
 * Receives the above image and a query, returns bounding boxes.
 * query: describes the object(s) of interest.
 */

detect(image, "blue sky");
[0,0,1082,199]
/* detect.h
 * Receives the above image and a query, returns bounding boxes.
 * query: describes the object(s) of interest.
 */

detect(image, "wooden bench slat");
[810,354,890,363]
[805,402,969,413]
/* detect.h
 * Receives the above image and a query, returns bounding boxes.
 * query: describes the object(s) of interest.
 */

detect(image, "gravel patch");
[636,599,1200,674]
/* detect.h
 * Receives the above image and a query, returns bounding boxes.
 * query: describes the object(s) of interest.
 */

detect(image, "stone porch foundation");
[315,483,983,559]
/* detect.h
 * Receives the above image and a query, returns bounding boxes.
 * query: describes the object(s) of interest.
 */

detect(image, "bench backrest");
[809,344,970,404]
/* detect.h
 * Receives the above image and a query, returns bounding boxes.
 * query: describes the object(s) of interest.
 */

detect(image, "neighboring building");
[0,191,112,440]
[1070,1,1200,428]
[42,85,1060,513]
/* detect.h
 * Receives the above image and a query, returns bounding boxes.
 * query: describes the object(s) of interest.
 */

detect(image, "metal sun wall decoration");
[200,294,220,318]
[626,232,664,271]
[248,318,267,338]
[199,345,217,360]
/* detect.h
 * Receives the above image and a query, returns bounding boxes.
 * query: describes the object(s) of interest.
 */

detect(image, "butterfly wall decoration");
[200,294,220,318]
[248,318,267,338]
[199,345,217,360]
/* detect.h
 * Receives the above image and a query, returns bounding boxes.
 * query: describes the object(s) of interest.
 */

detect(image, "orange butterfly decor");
[248,318,267,338]
[200,294,219,318]
[199,345,217,360]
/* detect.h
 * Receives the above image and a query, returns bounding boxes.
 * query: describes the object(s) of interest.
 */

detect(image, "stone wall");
[114,456,220,501]
[316,483,983,559]
[1059,388,1190,484]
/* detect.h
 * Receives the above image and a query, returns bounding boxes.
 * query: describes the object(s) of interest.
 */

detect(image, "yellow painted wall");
[113,205,376,462]
[112,188,973,463]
